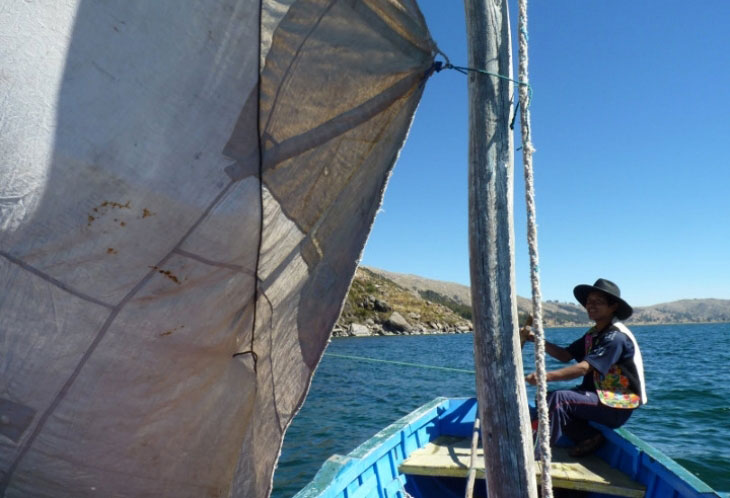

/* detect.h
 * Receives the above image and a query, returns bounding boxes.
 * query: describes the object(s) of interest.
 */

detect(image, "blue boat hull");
[295,397,721,498]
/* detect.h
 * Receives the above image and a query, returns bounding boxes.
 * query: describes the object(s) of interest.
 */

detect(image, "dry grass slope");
[360,267,730,327]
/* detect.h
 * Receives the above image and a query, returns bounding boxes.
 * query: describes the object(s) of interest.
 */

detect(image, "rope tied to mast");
[517,0,554,496]
[431,46,532,132]
[432,47,534,106]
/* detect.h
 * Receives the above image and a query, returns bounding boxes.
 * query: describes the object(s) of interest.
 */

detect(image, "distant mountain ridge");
[363,266,730,326]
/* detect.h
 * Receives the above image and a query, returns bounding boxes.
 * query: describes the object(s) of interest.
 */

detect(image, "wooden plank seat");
[399,436,646,497]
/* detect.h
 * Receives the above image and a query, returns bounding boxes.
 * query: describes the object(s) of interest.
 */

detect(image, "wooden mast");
[463,0,537,496]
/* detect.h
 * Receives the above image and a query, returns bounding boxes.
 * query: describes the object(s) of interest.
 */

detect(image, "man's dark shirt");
[566,326,640,394]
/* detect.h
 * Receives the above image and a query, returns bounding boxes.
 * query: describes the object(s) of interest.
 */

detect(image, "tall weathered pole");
[463,0,537,496]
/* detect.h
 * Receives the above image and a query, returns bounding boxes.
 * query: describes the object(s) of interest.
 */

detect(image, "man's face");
[585,291,619,322]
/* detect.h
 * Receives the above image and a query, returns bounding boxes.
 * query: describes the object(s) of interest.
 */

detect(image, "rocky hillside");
[334,267,730,335]
[371,267,471,307]
[364,266,588,327]
[333,267,473,337]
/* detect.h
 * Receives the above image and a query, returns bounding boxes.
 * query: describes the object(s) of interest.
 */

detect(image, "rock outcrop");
[334,267,473,337]
[385,311,410,332]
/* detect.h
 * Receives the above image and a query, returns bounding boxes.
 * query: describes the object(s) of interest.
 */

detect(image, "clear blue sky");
[360,1,730,307]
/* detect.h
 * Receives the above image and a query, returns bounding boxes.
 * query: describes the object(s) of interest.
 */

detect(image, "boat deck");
[399,436,646,497]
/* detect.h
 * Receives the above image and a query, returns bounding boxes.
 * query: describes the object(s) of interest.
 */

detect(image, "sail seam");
[1,180,237,491]
[260,0,337,138]
[0,250,115,309]
[263,72,422,173]
[247,0,266,376]
[173,248,256,275]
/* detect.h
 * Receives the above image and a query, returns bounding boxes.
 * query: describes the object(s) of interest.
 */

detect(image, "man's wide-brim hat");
[573,278,633,320]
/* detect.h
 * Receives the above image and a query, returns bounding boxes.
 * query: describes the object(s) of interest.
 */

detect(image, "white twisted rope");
[517,1,553,497]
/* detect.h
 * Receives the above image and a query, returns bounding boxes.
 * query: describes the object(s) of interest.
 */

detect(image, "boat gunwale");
[293,397,455,497]
[599,425,720,496]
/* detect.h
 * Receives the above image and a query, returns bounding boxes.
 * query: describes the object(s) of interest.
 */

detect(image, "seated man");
[523,279,647,456]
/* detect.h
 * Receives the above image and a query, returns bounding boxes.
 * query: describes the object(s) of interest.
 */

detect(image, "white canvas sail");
[0,1,434,496]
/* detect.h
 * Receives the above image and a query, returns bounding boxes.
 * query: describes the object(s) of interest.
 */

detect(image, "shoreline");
[331,320,730,338]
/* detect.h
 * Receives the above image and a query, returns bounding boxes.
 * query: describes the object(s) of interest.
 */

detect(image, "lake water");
[272,323,730,496]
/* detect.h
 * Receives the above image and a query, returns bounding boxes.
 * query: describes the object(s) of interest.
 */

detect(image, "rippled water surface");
[272,323,730,496]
